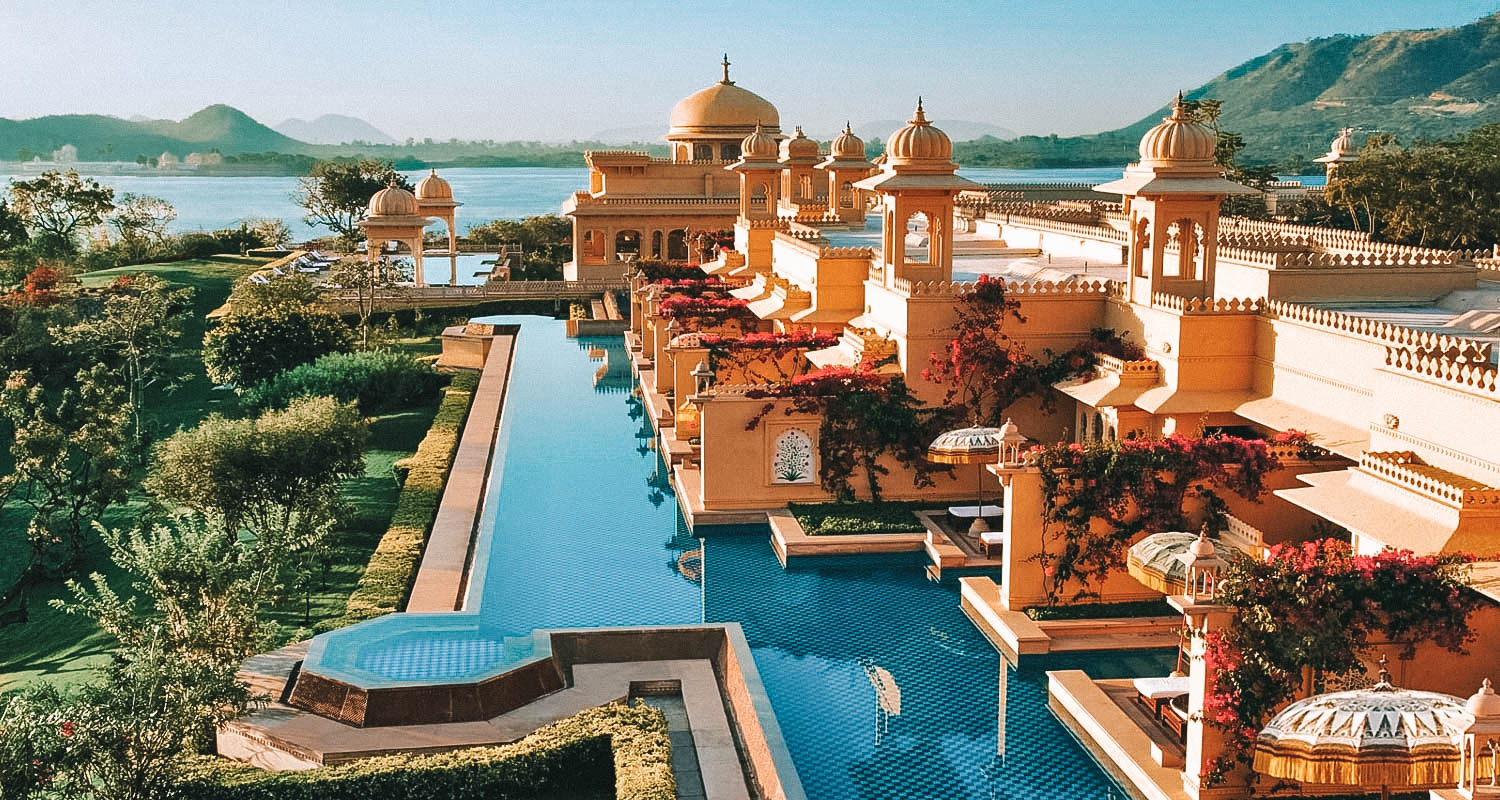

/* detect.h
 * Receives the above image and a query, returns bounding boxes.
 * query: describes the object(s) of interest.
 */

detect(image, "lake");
[0,166,1323,238]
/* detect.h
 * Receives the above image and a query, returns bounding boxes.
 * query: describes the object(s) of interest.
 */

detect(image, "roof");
[1234,395,1370,460]
[1275,469,1469,554]
[669,70,780,140]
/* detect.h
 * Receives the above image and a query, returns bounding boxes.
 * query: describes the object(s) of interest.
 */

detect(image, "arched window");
[667,230,689,261]
[1133,218,1150,277]
[614,230,640,259]
[675,144,689,162]
[650,231,663,258]
[839,181,854,209]
[1163,221,1182,277]
[799,174,812,200]
[770,428,814,484]
[720,142,740,161]
[905,212,932,264]
[752,183,769,215]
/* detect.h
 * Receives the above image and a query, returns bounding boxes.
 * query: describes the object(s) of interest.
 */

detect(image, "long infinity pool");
[445,315,1169,798]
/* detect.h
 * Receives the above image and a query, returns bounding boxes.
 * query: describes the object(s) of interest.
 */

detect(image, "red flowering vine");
[1029,433,1280,603]
[656,294,755,321]
[1202,539,1481,787]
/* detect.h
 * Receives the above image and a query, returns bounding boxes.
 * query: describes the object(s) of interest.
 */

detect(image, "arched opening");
[667,230,689,261]
[650,231,663,259]
[1133,218,1150,277]
[693,143,714,161]
[1166,218,1199,279]
[1163,221,1182,277]
[905,212,932,264]
[615,230,641,260]
[799,174,812,200]
[584,229,605,262]
[720,142,740,161]
[839,181,854,209]
[752,183,769,216]
[675,144,689,162]
[1190,222,1206,280]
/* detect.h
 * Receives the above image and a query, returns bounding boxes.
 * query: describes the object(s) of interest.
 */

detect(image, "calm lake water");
[0,166,1322,239]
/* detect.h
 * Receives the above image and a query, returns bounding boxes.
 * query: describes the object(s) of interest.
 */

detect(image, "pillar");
[997,466,1049,610]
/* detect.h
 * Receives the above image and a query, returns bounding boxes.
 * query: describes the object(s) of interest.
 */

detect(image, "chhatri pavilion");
[613,63,1500,800]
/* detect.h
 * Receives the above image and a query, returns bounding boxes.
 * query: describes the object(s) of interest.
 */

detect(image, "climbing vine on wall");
[1027,433,1279,603]
[1201,540,1480,788]
[745,366,961,501]
[922,275,1143,425]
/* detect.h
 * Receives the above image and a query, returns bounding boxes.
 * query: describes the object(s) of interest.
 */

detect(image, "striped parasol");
[1126,529,1233,594]
[927,426,1002,534]
[1254,661,1473,799]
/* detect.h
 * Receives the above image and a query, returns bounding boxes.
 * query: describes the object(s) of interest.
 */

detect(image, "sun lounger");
[1133,676,1190,745]
[248,273,270,285]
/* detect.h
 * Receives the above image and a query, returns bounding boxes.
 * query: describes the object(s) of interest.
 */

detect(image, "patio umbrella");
[1254,660,1473,800]
[1126,529,1232,594]
[927,426,1002,534]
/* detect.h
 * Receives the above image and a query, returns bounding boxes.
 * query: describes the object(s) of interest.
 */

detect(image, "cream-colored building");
[563,58,782,281]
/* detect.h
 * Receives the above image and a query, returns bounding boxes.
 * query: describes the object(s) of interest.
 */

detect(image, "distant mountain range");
[274,114,395,145]
[957,11,1500,167]
[5,12,1500,169]
[0,104,308,161]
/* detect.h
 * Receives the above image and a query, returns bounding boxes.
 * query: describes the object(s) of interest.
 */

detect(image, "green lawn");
[0,256,444,691]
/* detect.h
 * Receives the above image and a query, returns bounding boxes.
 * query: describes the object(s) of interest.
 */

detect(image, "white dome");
[1138,97,1217,164]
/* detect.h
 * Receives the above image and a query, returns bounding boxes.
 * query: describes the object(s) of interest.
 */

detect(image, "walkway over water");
[321,279,628,311]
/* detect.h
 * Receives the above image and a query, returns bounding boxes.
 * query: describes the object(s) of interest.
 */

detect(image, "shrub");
[174,702,674,800]
[242,350,449,415]
[339,370,478,624]
[203,308,353,387]
[788,501,934,535]
[1024,599,1176,620]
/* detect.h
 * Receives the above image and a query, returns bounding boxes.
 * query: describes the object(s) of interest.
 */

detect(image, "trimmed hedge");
[1023,599,1177,621]
[788,501,936,535]
[241,350,450,415]
[177,703,674,800]
[337,370,479,626]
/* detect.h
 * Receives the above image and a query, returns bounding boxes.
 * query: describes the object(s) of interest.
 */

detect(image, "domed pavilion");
[357,178,436,286]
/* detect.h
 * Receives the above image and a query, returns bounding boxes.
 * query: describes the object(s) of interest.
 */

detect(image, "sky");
[2,0,1498,142]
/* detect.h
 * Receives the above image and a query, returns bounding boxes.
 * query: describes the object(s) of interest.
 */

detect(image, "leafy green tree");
[225,271,320,313]
[7,170,115,255]
[245,217,292,248]
[0,198,28,256]
[61,513,278,667]
[59,274,194,448]
[294,159,410,247]
[108,194,177,262]
[466,214,572,280]
[202,307,353,387]
[0,365,132,574]
[329,256,406,346]
[146,396,366,544]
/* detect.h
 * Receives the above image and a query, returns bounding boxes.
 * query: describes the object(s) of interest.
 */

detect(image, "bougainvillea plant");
[648,277,729,296]
[634,258,709,282]
[655,294,756,321]
[745,366,962,501]
[1027,433,1280,603]
[922,275,1142,425]
[1201,539,1480,788]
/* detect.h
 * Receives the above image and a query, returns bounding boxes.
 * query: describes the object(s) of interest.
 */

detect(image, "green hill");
[956,12,1500,168]
[0,104,313,162]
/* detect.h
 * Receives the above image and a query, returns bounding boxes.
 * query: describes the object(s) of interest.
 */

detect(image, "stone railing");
[1264,299,1491,359]
[570,195,739,207]
[1220,512,1266,557]
[819,246,876,259]
[1095,353,1159,378]
[584,149,652,159]
[1360,451,1500,508]
[741,218,790,230]
[1384,348,1500,397]
[1150,293,1260,315]
[889,277,1116,299]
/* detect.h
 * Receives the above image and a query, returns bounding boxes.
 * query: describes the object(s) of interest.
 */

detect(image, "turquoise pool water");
[380,316,1173,798]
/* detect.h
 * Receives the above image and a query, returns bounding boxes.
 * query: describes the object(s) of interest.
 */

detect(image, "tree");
[294,159,410,247]
[7,170,115,255]
[59,274,194,448]
[108,194,176,262]
[145,396,366,544]
[202,307,353,387]
[0,198,28,255]
[329,256,405,347]
[0,683,77,799]
[466,214,573,280]
[244,217,291,248]
[61,513,277,667]
[0,365,132,575]
[225,271,320,313]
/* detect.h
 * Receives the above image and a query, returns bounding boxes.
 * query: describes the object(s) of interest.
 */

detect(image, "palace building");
[613,70,1500,800]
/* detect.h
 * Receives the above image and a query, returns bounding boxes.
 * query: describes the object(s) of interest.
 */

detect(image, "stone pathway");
[641,695,707,800]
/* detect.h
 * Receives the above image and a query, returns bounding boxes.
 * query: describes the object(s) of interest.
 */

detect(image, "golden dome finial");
[912,96,928,124]
[721,53,733,85]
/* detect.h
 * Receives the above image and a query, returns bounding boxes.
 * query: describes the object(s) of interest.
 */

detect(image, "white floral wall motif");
[771,428,814,484]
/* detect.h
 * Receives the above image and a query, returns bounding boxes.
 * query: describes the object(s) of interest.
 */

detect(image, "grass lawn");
[0,255,444,691]
[787,501,941,536]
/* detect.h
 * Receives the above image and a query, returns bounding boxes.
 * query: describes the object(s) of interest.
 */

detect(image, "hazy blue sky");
[3,0,1497,141]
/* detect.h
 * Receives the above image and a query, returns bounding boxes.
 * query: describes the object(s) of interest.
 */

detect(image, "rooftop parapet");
[1361,450,1500,508]
[1150,293,1261,315]
[571,194,739,207]
[1265,299,1495,357]
[1385,347,1500,398]
[889,277,1116,298]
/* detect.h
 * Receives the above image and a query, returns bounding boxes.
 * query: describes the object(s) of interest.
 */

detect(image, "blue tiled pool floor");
[448,317,1171,798]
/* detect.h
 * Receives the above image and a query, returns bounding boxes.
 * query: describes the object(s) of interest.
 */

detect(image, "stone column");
[996,465,1048,610]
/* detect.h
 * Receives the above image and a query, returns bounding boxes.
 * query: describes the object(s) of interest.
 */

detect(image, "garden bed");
[1023,599,1176,621]
[787,501,940,535]
[177,702,673,800]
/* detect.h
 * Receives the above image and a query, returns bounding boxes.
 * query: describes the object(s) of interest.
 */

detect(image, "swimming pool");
[325,316,1173,797]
